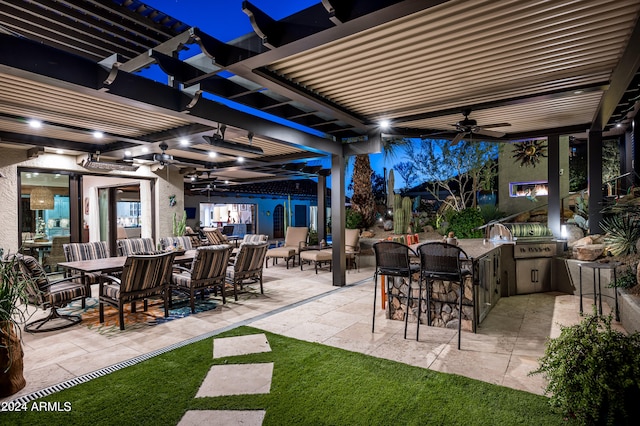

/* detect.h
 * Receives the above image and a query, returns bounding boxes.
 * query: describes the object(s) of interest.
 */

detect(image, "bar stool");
[371,241,419,338]
[416,242,472,350]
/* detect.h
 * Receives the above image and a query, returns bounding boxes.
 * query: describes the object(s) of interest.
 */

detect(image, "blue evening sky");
[141,0,411,192]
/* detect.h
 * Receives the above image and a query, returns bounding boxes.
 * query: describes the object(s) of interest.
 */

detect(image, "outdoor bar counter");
[384,239,515,333]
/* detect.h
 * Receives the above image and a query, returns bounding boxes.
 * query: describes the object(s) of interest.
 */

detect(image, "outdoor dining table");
[57,249,197,277]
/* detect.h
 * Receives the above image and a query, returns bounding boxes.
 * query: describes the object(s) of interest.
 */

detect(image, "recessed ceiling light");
[224,180,229,184]
[379,120,390,129]
[208,151,217,158]
[237,156,244,163]
[574,90,584,95]
[93,131,103,139]
[28,119,42,129]
[141,147,149,153]
[124,150,132,157]
[179,138,189,146]
[616,123,622,128]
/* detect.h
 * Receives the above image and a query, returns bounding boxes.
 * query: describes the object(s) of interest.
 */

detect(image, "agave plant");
[600,215,640,256]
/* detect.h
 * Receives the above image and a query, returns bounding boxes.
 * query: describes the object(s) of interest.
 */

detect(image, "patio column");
[317,173,326,243]
[634,115,640,187]
[587,129,603,234]
[331,153,346,286]
[547,134,561,237]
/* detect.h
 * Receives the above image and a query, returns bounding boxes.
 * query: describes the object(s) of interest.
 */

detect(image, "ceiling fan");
[449,109,511,145]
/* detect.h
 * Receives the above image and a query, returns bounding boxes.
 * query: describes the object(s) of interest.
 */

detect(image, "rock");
[360,230,375,238]
[423,225,435,233]
[572,244,605,261]
[565,224,585,247]
[514,212,530,222]
[383,220,393,231]
[572,235,593,247]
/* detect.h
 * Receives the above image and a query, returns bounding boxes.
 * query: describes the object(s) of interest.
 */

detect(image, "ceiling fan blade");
[478,122,511,129]
[475,128,506,138]
[451,132,467,145]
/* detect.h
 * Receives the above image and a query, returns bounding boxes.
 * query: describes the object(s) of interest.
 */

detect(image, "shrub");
[610,264,637,289]
[446,208,484,238]
[345,209,364,229]
[531,311,640,424]
[600,215,640,256]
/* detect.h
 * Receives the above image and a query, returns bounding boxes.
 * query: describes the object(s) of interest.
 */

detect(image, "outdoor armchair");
[117,237,156,256]
[42,235,70,272]
[6,253,87,332]
[159,236,193,251]
[227,242,268,301]
[99,251,176,330]
[171,244,231,313]
[265,226,308,268]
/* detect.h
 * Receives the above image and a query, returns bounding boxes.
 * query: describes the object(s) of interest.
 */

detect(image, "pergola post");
[331,153,346,286]
[587,129,604,234]
[547,134,561,237]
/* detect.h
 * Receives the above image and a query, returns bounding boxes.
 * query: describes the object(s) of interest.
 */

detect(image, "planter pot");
[477,190,496,207]
[0,322,26,397]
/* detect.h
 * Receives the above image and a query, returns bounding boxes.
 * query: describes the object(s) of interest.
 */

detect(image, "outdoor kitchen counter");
[387,239,515,332]
[408,238,515,260]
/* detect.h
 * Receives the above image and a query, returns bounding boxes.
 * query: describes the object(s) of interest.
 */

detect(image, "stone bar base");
[386,274,475,332]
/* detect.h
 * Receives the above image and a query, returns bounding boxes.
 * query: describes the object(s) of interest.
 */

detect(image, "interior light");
[224,180,229,184]
[93,131,103,139]
[574,90,583,94]
[28,119,42,129]
[616,123,622,128]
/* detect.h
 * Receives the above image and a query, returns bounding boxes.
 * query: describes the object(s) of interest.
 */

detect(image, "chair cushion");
[284,227,308,247]
[171,271,191,288]
[266,247,295,258]
[63,242,109,261]
[300,250,332,262]
[48,281,87,305]
[117,238,156,256]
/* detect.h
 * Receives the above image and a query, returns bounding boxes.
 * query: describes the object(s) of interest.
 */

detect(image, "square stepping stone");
[196,363,274,397]
[213,333,271,358]
[178,410,266,426]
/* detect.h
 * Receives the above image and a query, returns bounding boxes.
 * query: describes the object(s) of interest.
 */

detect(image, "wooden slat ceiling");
[266,0,640,134]
[1,0,640,185]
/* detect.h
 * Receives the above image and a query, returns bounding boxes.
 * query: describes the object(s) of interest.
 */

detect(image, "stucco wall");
[0,147,178,253]
[498,136,570,216]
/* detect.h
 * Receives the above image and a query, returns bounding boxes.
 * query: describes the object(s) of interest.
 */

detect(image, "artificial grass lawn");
[4,326,571,425]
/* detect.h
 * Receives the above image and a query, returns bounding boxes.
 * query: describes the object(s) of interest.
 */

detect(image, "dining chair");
[372,241,420,338]
[416,242,472,349]
[63,241,109,303]
[171,244,231,313]
[227,242,268,301]
[42,235,70,272]
[117,237,156,256]
[99,251,176,330]
[160,236,193,251]
[6,253,87,332]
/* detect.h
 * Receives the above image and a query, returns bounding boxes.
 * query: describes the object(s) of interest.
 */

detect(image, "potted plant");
[0,252,31,397]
